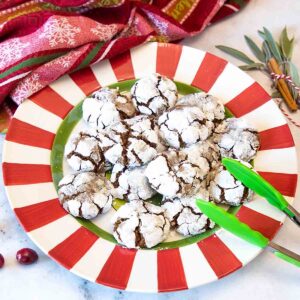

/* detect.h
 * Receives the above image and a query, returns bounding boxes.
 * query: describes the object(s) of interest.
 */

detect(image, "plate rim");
[2,42,298,293]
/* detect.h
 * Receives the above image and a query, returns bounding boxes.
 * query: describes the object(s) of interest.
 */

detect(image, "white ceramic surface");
[1,0,300,298]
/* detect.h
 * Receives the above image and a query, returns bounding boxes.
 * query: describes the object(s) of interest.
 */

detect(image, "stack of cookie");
[57,73,260,249]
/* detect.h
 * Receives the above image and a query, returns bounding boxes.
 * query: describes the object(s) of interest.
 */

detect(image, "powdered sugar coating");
[162,189,215,236]
[112,201,170,248]
[208,164,253,206]
[182,140,220,171]
[131,73,178,116]
[58,172,113,219]
[65,130,105,172]
[177,92,225,122]
[213,118,260,162]
[83,87,135,130]
[145,149,209,198]
[111,164,156,201]
[98,115,165,167]
[158,105,214,149]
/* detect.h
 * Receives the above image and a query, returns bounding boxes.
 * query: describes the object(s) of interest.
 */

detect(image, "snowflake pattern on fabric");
[41,54,73,69]
[39,17,81,47]
[90,23,120,41]
[0,38,29,69]
[11,74,43,104]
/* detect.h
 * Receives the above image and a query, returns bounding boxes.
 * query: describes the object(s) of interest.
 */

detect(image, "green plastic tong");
[222,158,300,226]
[196,200,300,268]
[196,157,300,268]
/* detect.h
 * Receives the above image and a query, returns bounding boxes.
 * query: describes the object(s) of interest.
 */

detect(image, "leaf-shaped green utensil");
[196,199,269,248]
[221,158,293,216]
[196,199,300,268]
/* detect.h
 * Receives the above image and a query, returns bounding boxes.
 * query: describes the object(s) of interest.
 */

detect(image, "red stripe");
[14,199,67,232]
[197,235,242,278]
[192,52,227,92]
[49,227,98,269]
[259,124,295,150]
[257,171,297,198]
[157,248,188,292]
[3,163,52,185]
[6,119,55,150]
[226,83,271,117]
[156,43,182,79]
[96,246,137,289]
[30,86,73,119]
[110,51,135,81]
[70,67,100,96]
[236,206,282,239]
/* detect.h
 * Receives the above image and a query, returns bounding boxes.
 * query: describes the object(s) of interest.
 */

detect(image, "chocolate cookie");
[208,163,253,206]
[112,201,170,249]
[162,189,215,236]
[111,164,156,201]
[98,115,165,167]
[83,87,135,130]
[177,92,225,122]
[158,105,214,149]
[145,149,209,198]
[65,129,105,172]
[58,172,113,219]
[131,73,178,116]
[213,118,260,162]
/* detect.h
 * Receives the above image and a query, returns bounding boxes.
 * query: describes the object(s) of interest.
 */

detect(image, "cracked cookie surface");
[58,172,113,219]
[131,73,178,116]
[98,115,165,167]
[145,149,210,198]
[208,164,253,206]
[162,189,215,236]
[65,129,105,172]
[182,140,220,171]
[112,201,170,248]
[213,118,260,162]
[158,105,214,148]
[83,87,135,130]
[111,164,156,201]
[177,92,225,122]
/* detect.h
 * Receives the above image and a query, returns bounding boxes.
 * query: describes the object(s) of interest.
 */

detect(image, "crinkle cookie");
[145,149,210,198]
[208,164,253,206]
[65,130,105,172]
[58,172,113,219]
[111,164,156,201]
[98,115,165,167]
[158,105,214,149]
[213,118,260,162]
[131,73,178,116]
[82,87,135,130]
[177,93,225,122]
[162,190,215,236]
[182,140,220,171]
[112,201,170,249]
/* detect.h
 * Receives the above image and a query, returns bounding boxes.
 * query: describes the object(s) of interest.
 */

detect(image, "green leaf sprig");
[216,27,300,110]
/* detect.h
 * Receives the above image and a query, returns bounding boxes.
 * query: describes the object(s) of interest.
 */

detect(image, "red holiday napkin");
[0,0,249,132]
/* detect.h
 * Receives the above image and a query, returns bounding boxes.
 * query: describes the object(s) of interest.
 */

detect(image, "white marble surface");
[1,0,300,299]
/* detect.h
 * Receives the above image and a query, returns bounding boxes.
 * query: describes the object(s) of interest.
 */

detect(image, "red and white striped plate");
[3,43,298,292]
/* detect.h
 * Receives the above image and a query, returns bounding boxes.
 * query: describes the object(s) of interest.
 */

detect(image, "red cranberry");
[16,248,38,265]
[0,254,4,268]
